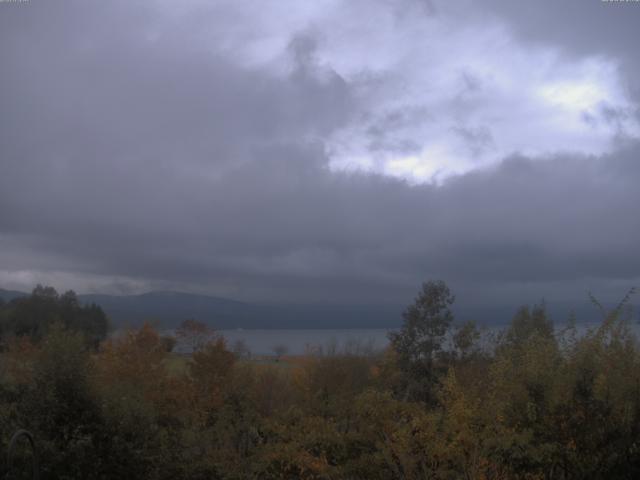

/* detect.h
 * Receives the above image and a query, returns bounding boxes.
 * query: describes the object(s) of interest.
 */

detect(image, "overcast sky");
[1,0,639,309]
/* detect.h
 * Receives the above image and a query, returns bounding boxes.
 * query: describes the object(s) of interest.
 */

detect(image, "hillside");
[1,288,625,329]
[0,288,27,302]
[1,289,402,329]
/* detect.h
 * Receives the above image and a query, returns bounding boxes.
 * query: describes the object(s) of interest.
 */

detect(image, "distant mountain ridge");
[80,290,264,329]
[0,288,403,329]
[1,288,633,329]
[0,288,28,302]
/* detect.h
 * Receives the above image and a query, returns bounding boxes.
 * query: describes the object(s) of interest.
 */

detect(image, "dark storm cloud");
[1,0,639,308]
[481,0,640,59]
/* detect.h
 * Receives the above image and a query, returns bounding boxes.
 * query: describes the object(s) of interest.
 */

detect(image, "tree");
[272,344,288,362]
[20,323,102,478]
[0,286,108,346]
[232,339,251,359]
[175,319,215,353]
[502,303,554,349]
[389,280,455,365]
[388,280,455,402]
[160,335,177,353]
[188,337,236,416]
[452,320,482,360]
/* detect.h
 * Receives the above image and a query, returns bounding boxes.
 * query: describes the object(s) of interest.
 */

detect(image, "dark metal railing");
[5,430,39,480]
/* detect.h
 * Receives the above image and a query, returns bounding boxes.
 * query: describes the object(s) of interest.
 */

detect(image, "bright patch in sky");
[171,0,640,184]
[376,145,470,185]
[318,23,639,183]
[538,81,606,111]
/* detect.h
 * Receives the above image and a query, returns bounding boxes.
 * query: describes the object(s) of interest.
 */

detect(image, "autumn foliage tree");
[175,318,216,353]
[1,282,639,479]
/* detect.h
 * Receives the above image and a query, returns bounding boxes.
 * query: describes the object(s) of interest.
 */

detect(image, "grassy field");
[163,353,190,376]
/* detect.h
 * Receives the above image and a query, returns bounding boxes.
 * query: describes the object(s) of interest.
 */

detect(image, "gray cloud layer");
[1,0,639,310]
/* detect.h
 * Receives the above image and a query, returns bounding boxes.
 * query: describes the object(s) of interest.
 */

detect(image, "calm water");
[216,329,390,356]
[162,320,640,356]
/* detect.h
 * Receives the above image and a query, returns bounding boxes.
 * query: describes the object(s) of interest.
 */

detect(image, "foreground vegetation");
[1,283,639,479]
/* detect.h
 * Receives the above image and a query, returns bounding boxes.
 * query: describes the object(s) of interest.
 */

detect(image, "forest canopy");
[0,285,109,348]
[0,282,639,479]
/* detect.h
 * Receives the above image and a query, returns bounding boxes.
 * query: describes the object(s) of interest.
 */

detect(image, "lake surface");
[162,319,640,356]
[216,329,391,355]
